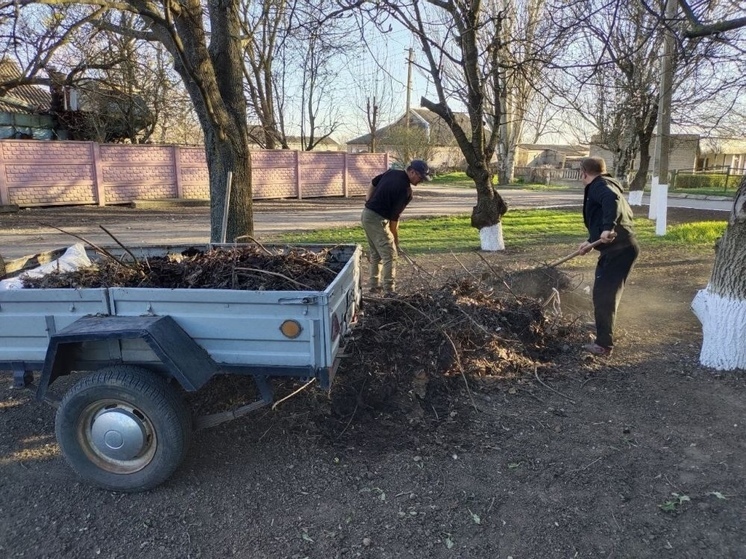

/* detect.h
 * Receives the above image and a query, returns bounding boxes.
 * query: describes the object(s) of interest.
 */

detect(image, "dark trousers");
[593,240,640,348]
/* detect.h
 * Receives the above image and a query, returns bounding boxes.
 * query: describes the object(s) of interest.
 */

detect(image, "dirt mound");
[288,279,586,440]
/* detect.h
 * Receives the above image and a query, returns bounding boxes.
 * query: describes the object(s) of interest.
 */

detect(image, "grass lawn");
[280,208,727,254]
[431,172,737,199]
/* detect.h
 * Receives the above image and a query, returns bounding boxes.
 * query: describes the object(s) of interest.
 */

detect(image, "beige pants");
[361,208,398,292]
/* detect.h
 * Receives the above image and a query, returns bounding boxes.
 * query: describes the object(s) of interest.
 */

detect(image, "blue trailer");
[0,244,362,492]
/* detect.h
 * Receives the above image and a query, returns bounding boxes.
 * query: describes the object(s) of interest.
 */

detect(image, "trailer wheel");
[55,365,192,492]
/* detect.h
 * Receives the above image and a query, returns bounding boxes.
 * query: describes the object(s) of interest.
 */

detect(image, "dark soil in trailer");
[1,205,745,559]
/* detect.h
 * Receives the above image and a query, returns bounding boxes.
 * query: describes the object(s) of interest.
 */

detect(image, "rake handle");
[548,239,604,268]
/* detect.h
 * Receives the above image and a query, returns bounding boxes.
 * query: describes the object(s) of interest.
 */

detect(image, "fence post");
[671,170,677,189]
[724,165,731,192]
[0,142,8,206]
[295,151,302,200]
[91,142,106,206]
[173,146,184,199]
[343,152,349,197]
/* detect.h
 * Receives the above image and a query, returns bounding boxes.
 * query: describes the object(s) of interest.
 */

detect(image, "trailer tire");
[55,366,192,492]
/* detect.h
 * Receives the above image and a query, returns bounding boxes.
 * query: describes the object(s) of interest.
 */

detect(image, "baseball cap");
[409,160,433,181]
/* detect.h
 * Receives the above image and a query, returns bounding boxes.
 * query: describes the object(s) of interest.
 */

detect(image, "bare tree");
[493,0,570,185]
[3,0,253,242]
[348,44,399,154]
[345,1,518,250]
[239,0,288,149]
[380,125,435,167]
[557,0,742,201]
[366,96,379,152]
[295,24,348,151]
[559,0,665,194]
[521,93,567,146]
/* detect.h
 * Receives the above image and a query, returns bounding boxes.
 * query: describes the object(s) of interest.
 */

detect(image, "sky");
[308,23,436,144]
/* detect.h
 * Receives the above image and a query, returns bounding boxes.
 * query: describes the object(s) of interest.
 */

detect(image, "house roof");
[0,59,51,115]
[590,133,700,145]
[347,108,471,146]
[517,143,589,156]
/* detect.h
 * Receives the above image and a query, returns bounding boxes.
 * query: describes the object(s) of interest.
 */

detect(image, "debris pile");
[22,245,345,291]
[325,278,585,425]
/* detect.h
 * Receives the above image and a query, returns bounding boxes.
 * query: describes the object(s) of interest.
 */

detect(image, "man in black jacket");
[361,160,432,295]
[578,157,640,356]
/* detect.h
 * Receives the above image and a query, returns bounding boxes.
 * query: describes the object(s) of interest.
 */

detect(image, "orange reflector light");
[280,320,302,339]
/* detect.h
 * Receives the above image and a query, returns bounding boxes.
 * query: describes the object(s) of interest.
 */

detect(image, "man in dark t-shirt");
[361,159,432,295]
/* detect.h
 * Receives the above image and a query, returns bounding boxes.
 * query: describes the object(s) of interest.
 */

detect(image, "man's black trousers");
[593,240,640,349]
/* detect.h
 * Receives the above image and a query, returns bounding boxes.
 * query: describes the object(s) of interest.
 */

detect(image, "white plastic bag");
[0,243,92,290]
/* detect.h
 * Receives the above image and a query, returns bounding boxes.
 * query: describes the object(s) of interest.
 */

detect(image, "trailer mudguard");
[36,315,218,400]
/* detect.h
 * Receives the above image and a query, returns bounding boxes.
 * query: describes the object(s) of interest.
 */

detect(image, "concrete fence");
[0,140,388,207]
[514,166,580,184]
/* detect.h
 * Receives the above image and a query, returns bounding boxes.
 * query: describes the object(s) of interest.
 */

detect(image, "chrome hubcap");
[90,407,148,461]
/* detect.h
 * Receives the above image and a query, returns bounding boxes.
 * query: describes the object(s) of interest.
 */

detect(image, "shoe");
[383,291,398,298]
[368,286,382,294]
[582,343,612,356]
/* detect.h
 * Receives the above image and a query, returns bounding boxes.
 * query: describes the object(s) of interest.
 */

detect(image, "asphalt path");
[253,187,587,235]
[254,186,731,234]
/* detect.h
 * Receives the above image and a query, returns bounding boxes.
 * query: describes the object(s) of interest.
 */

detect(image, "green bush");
[675,173,744,189]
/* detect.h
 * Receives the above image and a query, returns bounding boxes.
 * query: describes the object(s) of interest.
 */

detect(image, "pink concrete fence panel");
[0,140,388,208]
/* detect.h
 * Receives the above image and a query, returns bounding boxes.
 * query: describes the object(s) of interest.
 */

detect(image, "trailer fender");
[36,315,218,401]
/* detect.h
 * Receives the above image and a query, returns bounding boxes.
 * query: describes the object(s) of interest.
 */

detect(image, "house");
[515,143,589,169]
[698,138,746,173]
[1,59,155,142]
[346,108,469,168]
[0,59,54,140]
[589,134,700,175]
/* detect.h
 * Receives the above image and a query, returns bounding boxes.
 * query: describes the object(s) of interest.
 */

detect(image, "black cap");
[409,160,433,181]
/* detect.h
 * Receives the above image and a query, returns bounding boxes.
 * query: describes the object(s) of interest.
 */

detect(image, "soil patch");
[1,206,744,559]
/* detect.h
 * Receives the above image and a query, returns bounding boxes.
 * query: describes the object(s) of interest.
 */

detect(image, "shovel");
[546,239,604,268]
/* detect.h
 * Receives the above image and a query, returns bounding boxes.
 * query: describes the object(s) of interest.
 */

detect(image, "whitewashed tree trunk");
[628,190,644,205]
[692,177,746,370]
[479,223,505,251]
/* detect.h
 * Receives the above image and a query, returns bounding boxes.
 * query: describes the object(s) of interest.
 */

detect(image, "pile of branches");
[327,278,585,423]
[23,245,346,291]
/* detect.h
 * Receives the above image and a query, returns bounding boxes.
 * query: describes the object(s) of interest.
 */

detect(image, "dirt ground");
[1,204,745,559]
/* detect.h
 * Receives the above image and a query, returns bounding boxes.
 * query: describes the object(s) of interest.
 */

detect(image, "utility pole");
[651,0,677,235]
[405,47,414,129]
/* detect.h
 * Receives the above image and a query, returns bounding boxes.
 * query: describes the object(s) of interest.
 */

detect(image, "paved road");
[254,187,586,235]
[0,187,731,260]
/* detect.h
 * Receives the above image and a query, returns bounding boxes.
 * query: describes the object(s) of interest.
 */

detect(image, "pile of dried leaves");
[23,245,346,291]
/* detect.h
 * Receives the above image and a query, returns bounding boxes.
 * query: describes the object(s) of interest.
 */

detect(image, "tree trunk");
[204,128,253,243]
[469,165,508,251]
[628,140,651,205]
[692,176,746,370]
[629,109,657,206]
[613,145,635,188]
[496,147,516,185]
